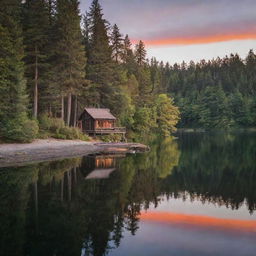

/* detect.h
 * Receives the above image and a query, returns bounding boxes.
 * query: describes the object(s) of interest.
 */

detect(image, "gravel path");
[0,139,92,152]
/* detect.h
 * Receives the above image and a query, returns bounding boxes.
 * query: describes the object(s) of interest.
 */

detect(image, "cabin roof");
[84,108,116,120]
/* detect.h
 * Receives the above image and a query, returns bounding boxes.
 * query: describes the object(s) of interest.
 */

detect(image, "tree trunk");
[66,92,72,126]
[49,103,52,117]
[33,46,38,119]
[74,167,77,184]
[34,181,38,231]
[73,95,78,127]
[68,170,71,201]
[60,177,64,202]
[34,181,38,217]
[61,95,64,121]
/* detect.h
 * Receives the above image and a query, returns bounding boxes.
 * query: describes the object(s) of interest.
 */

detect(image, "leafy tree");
[133,106,157,135]
[155,94,180,136]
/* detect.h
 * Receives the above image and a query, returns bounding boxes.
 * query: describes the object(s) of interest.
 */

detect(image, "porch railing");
[85,127,126,134]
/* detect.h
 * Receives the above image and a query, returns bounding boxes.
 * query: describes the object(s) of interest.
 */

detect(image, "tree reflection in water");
[0,132,255,256]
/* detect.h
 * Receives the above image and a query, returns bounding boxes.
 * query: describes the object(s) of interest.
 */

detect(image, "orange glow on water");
[134,33,256,46]
[140,211,256,232]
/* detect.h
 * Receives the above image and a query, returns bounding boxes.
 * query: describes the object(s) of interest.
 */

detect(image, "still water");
[0,132,255,256]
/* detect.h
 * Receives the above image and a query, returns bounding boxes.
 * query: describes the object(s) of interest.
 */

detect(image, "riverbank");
[0,139,149,167]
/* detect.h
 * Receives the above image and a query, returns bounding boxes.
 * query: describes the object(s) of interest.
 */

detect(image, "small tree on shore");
[155,94,180,136]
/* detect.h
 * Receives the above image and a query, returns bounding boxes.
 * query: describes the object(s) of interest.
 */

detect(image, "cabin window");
[95,158,115,168]
[95,120,114,129]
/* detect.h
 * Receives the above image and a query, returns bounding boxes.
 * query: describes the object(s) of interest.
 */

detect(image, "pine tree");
[54,0,86,125]
[22,0,50,119]
[122,34,137,75]
[245,49,256,95]
[82,12,90,54]
[0,0,38,142]
[228,90,250,126]
[150,57,161,93]
[122,34,132,63]
[86,0,114,106]
[135,66,152,105]
[199,86,230,129]
[110,24,123,63]
[135,40,146,66]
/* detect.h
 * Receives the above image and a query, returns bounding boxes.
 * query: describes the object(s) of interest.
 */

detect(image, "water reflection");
[0,132,255,256]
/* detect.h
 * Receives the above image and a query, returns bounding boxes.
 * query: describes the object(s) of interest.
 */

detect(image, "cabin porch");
[84,127,126,135]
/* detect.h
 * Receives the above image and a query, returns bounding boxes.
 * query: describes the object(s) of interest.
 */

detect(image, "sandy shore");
[0,139,148,167]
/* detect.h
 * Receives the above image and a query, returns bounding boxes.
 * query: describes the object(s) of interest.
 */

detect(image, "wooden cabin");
[78,108,126,136]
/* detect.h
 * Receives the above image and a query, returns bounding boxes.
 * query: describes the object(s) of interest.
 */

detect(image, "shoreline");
[0,139,149,168]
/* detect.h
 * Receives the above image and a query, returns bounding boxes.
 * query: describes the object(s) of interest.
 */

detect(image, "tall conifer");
[0,0,38,141]
[54,0,86,125]
[87,0,114,106]
[111,24,123,63]
[135,40,146,66]
[22,0,49,118]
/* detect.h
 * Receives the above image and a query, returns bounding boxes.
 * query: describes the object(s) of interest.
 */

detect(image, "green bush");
[58,127,74,139]
[99,134,124,142]
[53,133,67,140]
[38,114,89,141]
[39,114,65,132]
[37,131,51,139]
[54,127,89,141]
[23,119,39,141]
[1,118,39,143]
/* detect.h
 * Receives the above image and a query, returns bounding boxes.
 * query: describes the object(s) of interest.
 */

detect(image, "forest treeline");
[165,52,256,128]
[0,0,255,142]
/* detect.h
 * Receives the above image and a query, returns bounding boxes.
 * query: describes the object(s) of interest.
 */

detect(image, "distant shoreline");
[0,139,148,168]
[176,128,256,133]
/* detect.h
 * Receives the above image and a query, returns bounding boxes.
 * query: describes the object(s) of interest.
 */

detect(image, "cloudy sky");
[80,0,256,64]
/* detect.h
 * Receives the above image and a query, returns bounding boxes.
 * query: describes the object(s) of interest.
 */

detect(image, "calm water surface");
[0,132,256,256]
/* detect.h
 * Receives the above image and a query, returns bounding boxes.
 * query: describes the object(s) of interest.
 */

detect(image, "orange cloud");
[140,211,256,232]
[133,33,256,46]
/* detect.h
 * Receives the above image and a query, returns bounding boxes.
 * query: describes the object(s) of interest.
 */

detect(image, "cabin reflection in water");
[83,154,125,180]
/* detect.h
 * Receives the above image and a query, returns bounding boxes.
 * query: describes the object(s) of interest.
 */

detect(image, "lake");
[0,132,255,256]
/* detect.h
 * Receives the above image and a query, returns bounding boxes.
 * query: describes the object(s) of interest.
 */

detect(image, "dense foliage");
[1,0,255,142]
[0,0,180,141]
[163,53,256,128]
[0,0,38,142]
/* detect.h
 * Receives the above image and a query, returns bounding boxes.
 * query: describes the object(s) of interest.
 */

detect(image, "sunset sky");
[81,0,256,64]
[140,211,256,232]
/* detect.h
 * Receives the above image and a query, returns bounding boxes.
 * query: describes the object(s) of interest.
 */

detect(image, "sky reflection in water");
[0,132,255,256]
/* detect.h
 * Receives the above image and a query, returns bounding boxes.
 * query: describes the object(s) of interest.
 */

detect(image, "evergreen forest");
[0,0,255,142]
